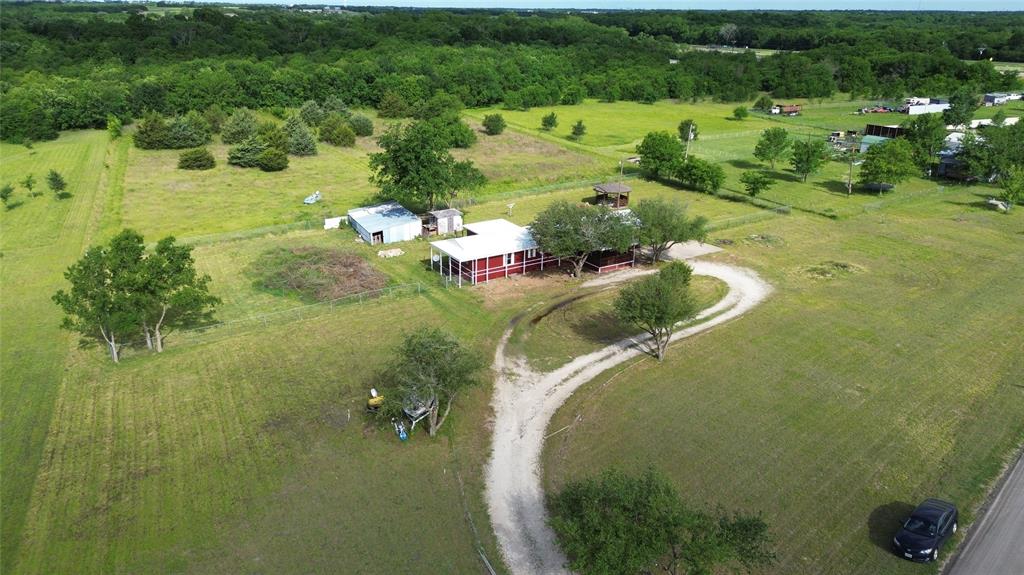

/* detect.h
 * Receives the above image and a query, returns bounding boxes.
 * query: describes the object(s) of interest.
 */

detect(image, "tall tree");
[530,201,634,277]
[383,328,482,437]
[789,139,829,182]
[632,198,708,262]
[614,262,697,360]
[52,230,146,363]
[550,467,775,575]
[284,115,317,156]
[943,87,979,128]
[858,138,918,193]
[901,113,948,168]
[753,127,791,169]
[636,131,684,180]
[678,119,698,142]
[369,121,485,209]
[997,164,1024,213]
[138,237,220,352]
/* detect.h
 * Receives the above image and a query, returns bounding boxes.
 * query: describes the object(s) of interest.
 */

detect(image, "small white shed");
[347,202,421,245]
[427,208,464,236]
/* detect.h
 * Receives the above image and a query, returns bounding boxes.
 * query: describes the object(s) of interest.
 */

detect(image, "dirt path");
[485,260,772,575]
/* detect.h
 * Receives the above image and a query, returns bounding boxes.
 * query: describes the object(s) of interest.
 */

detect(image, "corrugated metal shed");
[347,202,421,245]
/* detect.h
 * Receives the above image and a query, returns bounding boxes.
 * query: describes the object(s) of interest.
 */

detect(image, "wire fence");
[122,283,426,355]
[450,174,639,210]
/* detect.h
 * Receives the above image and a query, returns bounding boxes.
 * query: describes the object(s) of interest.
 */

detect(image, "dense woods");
[1,3,1022,142]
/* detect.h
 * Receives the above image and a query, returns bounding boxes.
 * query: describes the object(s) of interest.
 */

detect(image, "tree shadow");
[4,200,25,210]
[817,180,852,196]
[767,170,801,183]
[570,308,630,346]
[56,191,74,200]
[868,501,914,552]
[944,192,1001,210]
[727,159,762,170]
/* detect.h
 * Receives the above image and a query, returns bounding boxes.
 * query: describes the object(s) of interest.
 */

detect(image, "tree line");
[2,4,1020,143]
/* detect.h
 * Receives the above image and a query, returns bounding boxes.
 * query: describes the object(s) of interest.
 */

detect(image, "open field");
[544,185,1024,574]
[4,90,1023,575]
[0,131,119,572]
[122,116,607,240]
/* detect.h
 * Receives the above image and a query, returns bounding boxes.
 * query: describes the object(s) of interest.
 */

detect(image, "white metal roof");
[346,201,419,233]
[431,219,537,262]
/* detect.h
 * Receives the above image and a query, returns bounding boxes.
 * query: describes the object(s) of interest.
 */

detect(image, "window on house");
[527,248,537,258]
[505,253,514,266]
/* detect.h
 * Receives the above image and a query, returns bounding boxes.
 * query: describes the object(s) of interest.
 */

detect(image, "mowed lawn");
[12,294,510,575]
[543,187,1024,574]
[121,116,608,240]
[0,131,118,572]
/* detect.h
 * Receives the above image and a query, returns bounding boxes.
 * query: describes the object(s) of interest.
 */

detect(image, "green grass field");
[122,116,608,240]
[544,186,1024,574]
[3,93,1023,575]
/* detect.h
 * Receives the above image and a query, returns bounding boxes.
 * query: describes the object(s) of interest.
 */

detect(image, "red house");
[430,219,558,286]
[430,218,636,286]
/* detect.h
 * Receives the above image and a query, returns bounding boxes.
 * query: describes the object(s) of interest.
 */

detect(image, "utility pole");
[846,134,859,197]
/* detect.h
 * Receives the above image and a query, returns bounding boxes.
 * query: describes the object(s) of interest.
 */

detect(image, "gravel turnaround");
[485,260,772,575]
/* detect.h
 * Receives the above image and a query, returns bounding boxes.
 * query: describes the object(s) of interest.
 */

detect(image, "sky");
[219,0,1023,10]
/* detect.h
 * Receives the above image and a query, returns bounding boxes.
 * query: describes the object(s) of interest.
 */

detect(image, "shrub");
[319,113,357,146]
[299,100,326,126]
[323,96,351,117]
[133,111,170,149]
[427,114,476,148]
[106,114,122,140]
[227,136,268,168]
[411,91,463,120]
[285,115,317,156]
[47,169,67,194]
[674,157,725,193]
[1,183,15,206]
[753,95,774,112]
[257,148,289,172]
[348,114,374,137]
[178,148,216,170]
[482,113,506,135]
[377,91,409,118]
[269,106,287,119]
[541,112,558,131]
[570,120,587,140]
[733,106,749,120]
[221,108,258,144]
[164,111,211,149]
[203,104,226,133]
[257,121,288,152]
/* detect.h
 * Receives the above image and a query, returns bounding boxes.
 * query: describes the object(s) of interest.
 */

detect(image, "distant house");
[982,93,1020,106]
[593,182,631,209]
[423,208,463,236]
[347,202,421,245]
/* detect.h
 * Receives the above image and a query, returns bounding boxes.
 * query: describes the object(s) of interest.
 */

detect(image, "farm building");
[423,208,463,236]
[859,135,891,153]
[594,182,631,209]
[347,202,421,245]
[430,219,555,286]
[864,124,907,139]
[429,218,636,286]
[905,99,950,115]
[983,93,1021,106]
[771,104,801,115]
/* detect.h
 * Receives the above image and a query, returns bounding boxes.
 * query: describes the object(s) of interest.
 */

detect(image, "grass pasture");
[543,186,1024,575]
[122,116,608,241]
[0,131,117,572]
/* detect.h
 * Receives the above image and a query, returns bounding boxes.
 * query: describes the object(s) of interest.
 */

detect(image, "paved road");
[946,450,1024,575]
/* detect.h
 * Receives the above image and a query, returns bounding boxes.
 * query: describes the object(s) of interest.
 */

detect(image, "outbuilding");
[430,219,556,286]
[859,135,891,153]
[347,202,421,245]
[594,182,632,209]
[423,208,464,236]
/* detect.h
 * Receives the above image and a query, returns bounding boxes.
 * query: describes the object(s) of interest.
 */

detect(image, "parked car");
[892,499,958,562]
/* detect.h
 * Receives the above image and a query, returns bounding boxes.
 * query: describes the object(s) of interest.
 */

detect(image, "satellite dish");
[432,254,440,262]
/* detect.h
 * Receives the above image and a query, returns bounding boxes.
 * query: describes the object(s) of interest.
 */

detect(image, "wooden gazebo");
[593,182,632,209]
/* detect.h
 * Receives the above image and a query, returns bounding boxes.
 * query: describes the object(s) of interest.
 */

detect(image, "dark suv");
[892,498,958,562]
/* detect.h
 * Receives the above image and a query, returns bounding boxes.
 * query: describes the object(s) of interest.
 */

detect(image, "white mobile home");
[347,202,421,245]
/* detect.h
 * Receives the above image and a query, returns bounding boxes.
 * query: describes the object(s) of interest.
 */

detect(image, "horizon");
[183,0,1024,12]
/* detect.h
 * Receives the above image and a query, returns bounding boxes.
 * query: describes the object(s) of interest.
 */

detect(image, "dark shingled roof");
[593,182,632,195]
